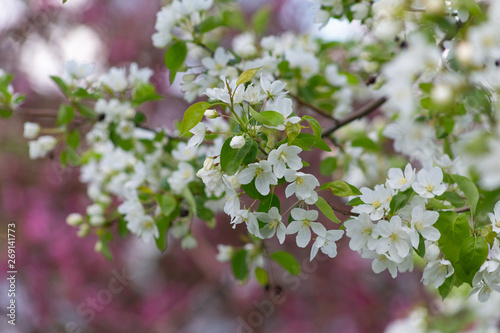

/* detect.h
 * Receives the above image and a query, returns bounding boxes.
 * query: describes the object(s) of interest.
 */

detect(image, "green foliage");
[220,137,256,175]
[50,76,69,95]
[435,212,471,264]
[232,249,249,281]
[236,67,261,86]
[254,267,269,285]
[252,6,272,35]
[57,105,75,125]
[164,40,188,83]
[457,236,488,285]
[258,193,281,213]
[390,189,413,213]
[180,101,211,135]
[319,157,337,176]
[133,83,162,105]
[249,108,284,127]
[315,196,341,223]
[270,251,300,275]
[451,174,479,216]
[320,180,361,196]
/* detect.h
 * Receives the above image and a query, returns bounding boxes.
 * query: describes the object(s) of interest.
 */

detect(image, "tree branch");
[453,206,470,214]
[330,204,359,217]
[289,93,339,121]
[321,97,387,137]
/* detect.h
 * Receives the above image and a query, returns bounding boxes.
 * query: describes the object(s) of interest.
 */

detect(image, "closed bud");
[204,109,218,119]
[66,213,83,226]
[230,135,246,149]
[77,224,90,237]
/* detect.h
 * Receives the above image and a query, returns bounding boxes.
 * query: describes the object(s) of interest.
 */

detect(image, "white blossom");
[412,167,447,199]
[238,160,277,196]
[286,208,326,248]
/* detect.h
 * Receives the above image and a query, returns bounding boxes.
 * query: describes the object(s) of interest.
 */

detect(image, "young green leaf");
[220,137,254,175]
[435,212,470,263]
[254,267,269,285]
[320,180,361,196]
[56,105,75,125]
[458,236,488,281]
[236,67,261,86]
[249,108,285,126]
[164,40,188,83]
[180,101,211,136]
[451,174,479,216]
[232,249,249,281]
[155,215,172,252]
[270,251,300,275]
[315,196,341,223]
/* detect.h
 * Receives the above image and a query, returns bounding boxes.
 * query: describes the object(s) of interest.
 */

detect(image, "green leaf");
[133,83,162,105]
[415,232,426,258]
[50,76,69,95]
[320,157,337,176]
[347,197,364,206]
[451,174,479,216]
[242,181,266,200]
[286,122,301,143]
[199,16,223,33]
[254,267,269,285]
[292,133,331,152]
[441,191,465,208]
[157,194,176,216]
[0,108,13,118]
[320,180,361,196]
[438,274,456,300]
[164,40,188,83]
[180,101,211,136]
[249,108,285,127]
[236,67,261,86]
[74,102,97,118]
[351,137,379,152]
[270,251,300,275]
[118,218,128,238]
[56,105,75,125]
[67,130,80,150]
[258,193,281,213]
[220,137,254,175]
[252,5,271,35]
[435,212,470,263]
[390,189,412,213]
[182,186,197,216]
[315,196,341,223]
[232,249,249,281]
[155,215,172,252]
[458,236,488,280]
[302,115,322,141]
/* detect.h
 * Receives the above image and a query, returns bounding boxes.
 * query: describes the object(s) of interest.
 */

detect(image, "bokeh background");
[0,0,429,332]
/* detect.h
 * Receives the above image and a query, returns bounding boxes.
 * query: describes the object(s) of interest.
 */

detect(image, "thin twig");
[330,204,359,217]
[453,206,470,214]
[289,92,339,121]
[321,97,387,137]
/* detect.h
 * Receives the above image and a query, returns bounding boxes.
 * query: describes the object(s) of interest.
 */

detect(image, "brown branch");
[453,206,470,214]
[321,97,387,137]
[289,92,339,121]
[330,203,359,217]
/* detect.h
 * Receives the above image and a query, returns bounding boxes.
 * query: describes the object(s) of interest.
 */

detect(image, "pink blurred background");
[0,0,429,332]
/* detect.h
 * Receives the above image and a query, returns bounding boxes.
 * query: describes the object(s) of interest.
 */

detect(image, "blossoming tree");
[3,0,500,303]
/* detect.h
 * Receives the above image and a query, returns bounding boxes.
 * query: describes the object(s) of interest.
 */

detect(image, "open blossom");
[28,135,57,160]
[187,122,206,148]
[352,184,392,220]
[260,75,287,100]
[238,160,277,196]
[65,60,94,79]
[286,208,326,248]
[344,213,379,252]
[23,122,40,139]
[283,171,319,204]
[231,210,261,237]
[101,67,128,92]
[257,207,286,244]
[268,144,303,178]
[169,162,195,193]
[310,229,344,261]
[386,163,415,191]
[421,259,454,288]
[375,216,411,263]
[408,206,440,248]
[127,214,159,243]
[412,167,447,198]
[362,251,398,278]
[488,201,500,233]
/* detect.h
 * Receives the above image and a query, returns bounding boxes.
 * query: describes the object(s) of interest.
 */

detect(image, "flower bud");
[23,122,40,139]
[204,109,218,119]
[431,84,453,106]
[77,224,90,237]
[66,213,83,226]
[230,135,246,149]
[203,157,214,170]
[456,42,474,66]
